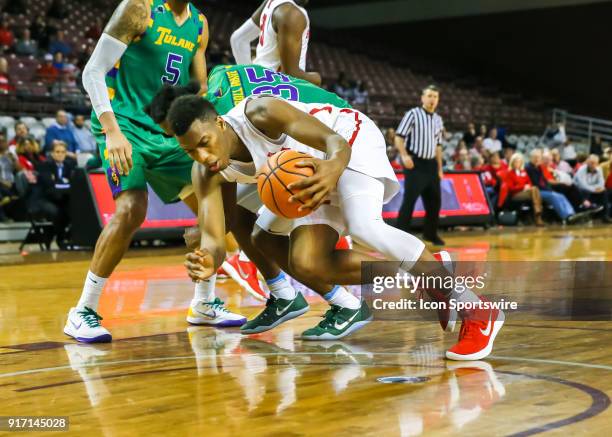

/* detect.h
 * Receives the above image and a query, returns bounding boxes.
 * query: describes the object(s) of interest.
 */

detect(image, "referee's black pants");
[396,157,441,240]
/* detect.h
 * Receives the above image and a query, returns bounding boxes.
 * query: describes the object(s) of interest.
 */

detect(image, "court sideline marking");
[1,351,612,378]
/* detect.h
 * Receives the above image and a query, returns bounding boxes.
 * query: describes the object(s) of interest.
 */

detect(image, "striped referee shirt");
[396,107,444,159]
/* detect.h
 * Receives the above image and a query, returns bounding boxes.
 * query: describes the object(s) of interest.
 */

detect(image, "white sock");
[77,271,107,311]
[238,251,250,262]
[193,274,217,303]
[266,272,296,300]
[324,286,360,310]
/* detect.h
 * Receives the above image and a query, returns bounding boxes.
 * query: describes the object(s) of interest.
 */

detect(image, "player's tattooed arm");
[104,0,150,44]
[247,97,351,211]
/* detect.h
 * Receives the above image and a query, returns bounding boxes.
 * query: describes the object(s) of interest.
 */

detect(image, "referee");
[394,85,445,245]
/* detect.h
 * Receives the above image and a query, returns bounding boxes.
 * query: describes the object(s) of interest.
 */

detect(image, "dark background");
[216,0,611,119]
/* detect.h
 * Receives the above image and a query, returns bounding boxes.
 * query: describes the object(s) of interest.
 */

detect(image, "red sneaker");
[216,264,229,280]
[446,303,505,361]
[335,236,352,250]
[222,253,268,301]
[430,250,457,332]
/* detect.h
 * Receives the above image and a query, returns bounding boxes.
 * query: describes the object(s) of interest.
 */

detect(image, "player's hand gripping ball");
[257,150,314,218]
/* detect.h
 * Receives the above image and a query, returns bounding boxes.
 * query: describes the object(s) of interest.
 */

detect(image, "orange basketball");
[257,150,314,219]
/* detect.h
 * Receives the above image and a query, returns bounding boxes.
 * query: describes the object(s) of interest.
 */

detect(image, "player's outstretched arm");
[82,0,150,176]
[191,14,209,96]
[184,163,227,281]
[246,97,351,211]
[275,4,321,86]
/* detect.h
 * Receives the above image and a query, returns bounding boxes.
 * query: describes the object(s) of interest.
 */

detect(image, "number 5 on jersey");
[162,53,183,85]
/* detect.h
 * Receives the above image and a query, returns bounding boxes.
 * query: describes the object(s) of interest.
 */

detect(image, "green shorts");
[92,115,193,204]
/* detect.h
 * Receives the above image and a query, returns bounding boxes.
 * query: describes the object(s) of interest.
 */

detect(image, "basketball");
[257,150,315,219]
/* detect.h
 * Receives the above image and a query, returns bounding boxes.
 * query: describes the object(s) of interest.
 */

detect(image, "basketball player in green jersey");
[64,0,246,344]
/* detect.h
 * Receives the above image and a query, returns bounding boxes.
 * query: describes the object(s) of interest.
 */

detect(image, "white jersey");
[221,96,399,204]
[254,0,310,72]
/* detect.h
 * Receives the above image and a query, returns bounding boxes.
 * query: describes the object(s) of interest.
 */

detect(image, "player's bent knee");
[113,191,148,229]
[288,248,328,281]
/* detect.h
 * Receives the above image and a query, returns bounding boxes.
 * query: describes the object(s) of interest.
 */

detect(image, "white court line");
[1,352,612,379]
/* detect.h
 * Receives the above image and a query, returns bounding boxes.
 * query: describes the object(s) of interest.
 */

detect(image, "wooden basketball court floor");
[1,226,611,436]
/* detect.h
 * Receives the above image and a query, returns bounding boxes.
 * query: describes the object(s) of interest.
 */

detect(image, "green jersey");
[207,64,351,115]
[94,0,205,133]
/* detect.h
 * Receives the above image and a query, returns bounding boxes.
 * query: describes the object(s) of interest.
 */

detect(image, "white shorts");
[256,203,347,236]
[236,184,262,213]
[255,169,386,237]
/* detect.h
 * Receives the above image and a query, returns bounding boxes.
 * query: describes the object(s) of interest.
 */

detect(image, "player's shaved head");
[168,95,219,137]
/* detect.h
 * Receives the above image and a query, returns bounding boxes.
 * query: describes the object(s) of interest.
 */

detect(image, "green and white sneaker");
[240,293,309,335]
[301,300,373,341]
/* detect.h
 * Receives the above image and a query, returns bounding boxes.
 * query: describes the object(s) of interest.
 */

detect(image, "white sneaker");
[64,307,112,343]
[186,298,247,327]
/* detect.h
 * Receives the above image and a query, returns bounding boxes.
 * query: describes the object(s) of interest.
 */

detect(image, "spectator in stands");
[37,53,59,84]
[49,31,71,57]
[473,154,498,205]
[0,17,15,52]
[541,149,595,212]
[17,136,45,171]
[574,152,588,172]
[51,66,80,102]
[487,151,508,175]
[331,72,351,101]
[590,135,604,159]
[463,122,477,147]
[77,44,94,70]
[15,29,38,56]
[471,135,484,157]
[600,155,612,222]
[47,0,69,20]
[0,56,13,93]
[552,123,567,147]
[0,130,20,222]
[506,153,544,226]
[3,0,26,15]
[479,124,488,139]
[71,114,96,154]
[352,81,369,105]
[8,121,29,152]
[52,51,64,71]
[483,127,502,154]
[384,127,396,148]
[550,148,573,174]
[453,148,471,170]
[30,15,52,51]
[37,141,73,247]
[574,154,608,216]
[44,110,78,157]
[560,137,577,166]
[526,149,585,224]
[385,143,401,172]
[542,123,556,145]
[502,145,515,166]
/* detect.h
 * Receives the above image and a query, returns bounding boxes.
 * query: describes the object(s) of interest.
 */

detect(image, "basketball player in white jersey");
[230,0,321,86]
[167,94,505,360]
